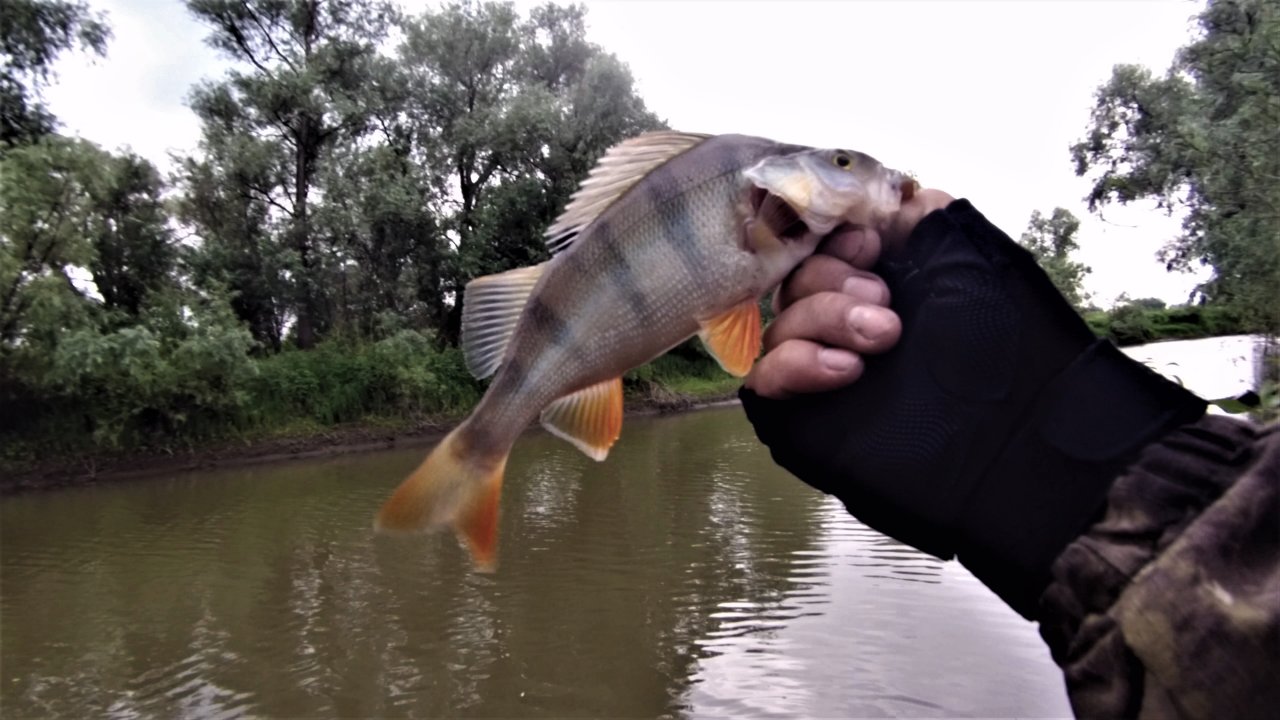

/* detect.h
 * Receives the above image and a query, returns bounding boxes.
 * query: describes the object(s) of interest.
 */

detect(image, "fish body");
[375,132,912,568]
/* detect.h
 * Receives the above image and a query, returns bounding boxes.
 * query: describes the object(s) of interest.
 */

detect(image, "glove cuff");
[957,340,1207,618]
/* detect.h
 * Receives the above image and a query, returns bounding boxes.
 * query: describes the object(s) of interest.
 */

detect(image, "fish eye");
[833,153,854,170]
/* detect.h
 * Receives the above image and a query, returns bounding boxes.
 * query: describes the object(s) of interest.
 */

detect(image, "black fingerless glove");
[739,200,1207,619]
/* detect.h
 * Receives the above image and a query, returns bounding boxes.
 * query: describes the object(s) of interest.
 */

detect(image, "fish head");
[743,148,915,236]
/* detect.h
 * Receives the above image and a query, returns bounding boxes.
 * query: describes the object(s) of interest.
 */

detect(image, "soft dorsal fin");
[698,300,763,377]
[460,262,548,379]
[544,131,711,254]
[539,377,624,461]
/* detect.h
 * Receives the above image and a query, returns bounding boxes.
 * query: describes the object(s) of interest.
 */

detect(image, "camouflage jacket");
[1039,415,1278,719]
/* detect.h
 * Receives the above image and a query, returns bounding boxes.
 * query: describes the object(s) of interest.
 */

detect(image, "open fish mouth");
[749,186,810,240]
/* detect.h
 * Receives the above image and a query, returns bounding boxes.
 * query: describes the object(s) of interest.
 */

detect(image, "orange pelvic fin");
[374,426,508,571]
[698,300,762,377]
[539,377,624,461]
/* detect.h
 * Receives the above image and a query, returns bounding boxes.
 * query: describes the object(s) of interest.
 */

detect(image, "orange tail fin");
[373,427,509,571]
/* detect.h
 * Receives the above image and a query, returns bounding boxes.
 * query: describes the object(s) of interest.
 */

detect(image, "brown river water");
[2,406,1071,718]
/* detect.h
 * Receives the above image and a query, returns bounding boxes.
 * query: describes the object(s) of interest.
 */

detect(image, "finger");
[776,255,890,311]
[745,338,865,399]
[817,225,882,270]
[763,292,902,354]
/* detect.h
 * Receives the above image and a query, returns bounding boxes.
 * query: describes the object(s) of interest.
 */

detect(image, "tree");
[397,0,663,342]
[0,136,102,356]
[180,1,661,349]
[175,124,290,351]
[0,0,110,147]
[88,150,177,324]
[1072,0,1280,334]
[1129,297,1167,311]
[1019,207,1091,309]
[183,0,396,348]
[1,137,180,358]
[317,136,443,339]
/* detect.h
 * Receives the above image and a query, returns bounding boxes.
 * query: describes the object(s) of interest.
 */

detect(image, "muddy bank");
[0,388,742,495]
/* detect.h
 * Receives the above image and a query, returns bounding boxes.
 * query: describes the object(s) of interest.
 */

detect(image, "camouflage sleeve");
[1037,414,1279,719]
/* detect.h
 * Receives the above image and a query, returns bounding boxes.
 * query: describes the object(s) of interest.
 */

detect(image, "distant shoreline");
[0,388,743,496]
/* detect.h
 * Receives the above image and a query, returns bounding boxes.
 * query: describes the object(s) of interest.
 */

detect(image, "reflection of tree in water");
[485,407,832,716]
[1,408,832,718]
[366,406,833,717]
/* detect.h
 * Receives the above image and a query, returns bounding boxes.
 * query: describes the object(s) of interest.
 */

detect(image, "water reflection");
[2,406,1069,717]
[687,500,1069,717]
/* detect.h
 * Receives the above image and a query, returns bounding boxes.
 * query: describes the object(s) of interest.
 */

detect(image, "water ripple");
[1,407,1070,718]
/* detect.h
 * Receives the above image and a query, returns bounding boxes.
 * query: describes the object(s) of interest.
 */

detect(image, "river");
[2,404,1073,718]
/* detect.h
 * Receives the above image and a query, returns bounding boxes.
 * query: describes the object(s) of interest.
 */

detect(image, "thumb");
[878,189,955,252]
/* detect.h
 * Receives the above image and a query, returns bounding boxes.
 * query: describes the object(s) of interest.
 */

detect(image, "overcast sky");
[44,0,1211,307]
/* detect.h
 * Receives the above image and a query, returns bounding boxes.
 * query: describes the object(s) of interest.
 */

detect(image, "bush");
[1087,302,1246,347]
[25,319,257,450]
[246,331,481,429]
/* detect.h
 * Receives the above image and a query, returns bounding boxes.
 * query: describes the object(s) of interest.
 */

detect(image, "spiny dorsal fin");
[461,262,548,379]
[698,300,762,377]
[539,377,624,461]
[544,131,712,254]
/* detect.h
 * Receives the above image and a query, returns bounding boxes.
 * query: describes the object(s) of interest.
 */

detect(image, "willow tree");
[398,1,663,342]
[182,0,396,348]
[0,0,109,147]
[1072,0,1280,333]
[1019,207,1091,310]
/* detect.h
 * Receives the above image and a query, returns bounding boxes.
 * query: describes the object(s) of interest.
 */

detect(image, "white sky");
[44,0,1212,307]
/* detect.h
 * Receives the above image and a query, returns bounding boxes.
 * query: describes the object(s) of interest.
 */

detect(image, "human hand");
[739,194,1204,618]
[745,189,953,398]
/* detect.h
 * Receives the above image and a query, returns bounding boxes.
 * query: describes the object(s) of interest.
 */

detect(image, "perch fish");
[375,131,915,568]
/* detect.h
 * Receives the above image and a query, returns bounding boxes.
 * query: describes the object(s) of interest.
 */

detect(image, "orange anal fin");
[456,466,504,572]
[698,300,762,377]
[539,377,624,461]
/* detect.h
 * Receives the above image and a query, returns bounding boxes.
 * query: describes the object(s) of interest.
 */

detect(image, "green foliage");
[0,0,110,146]
[396,0,664,341]
[1085,299,1246,347]
[1072,0,1280,335]
[0,1,679,466]
[1257,353,1280,424]
[247,331,480,428]
[1019,207,1091,309]
[1129,297,1167,311]
[1106,302,1156,346]
[1,136,107,355]
[179,0,661,350]
[12,297,257,451]
[183,0,398,349]
[1,137,178,363]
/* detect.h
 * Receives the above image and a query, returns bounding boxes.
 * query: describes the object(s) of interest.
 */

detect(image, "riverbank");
[0,378,743,495]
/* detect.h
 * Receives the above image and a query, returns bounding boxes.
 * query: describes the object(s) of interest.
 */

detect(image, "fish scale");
[374,131,913,569]
[478,138,793,440]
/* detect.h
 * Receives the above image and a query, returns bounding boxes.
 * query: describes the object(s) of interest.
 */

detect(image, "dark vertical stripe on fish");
[465,353,526,454]
[525,296,571,349]
[486,354,526,399]
[644,167,704,279]
[596,219,651,320]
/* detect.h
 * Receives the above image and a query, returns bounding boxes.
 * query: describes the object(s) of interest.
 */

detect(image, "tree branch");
[222,17,274,78]
[241,1,299,74]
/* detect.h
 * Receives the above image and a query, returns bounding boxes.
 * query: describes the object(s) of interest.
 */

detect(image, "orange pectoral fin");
[539,377,624,461]
[698,300,762,377]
